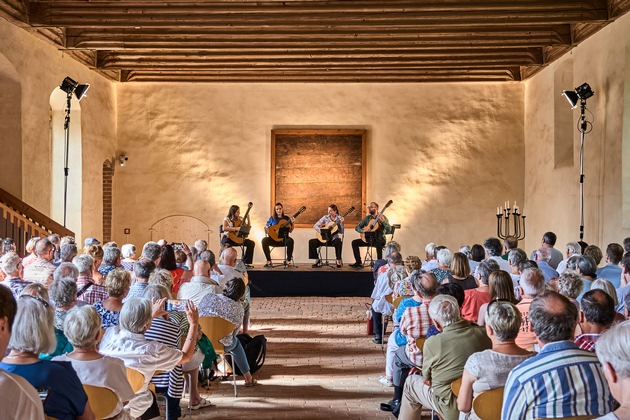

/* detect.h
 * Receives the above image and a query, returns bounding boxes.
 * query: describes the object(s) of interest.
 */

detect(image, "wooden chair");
[393,295,405,309]
[472,386,504,420]
[198,316,238,397]
[125,367,146,393]
[415,336,426,351]
[82,384,119,420]
[381,293,394,350]
[450,377,462,397]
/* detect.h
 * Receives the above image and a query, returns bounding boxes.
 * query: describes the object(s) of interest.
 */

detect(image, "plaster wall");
[0,18,117,240]
[523,11,630,252]
[115,83,524,262]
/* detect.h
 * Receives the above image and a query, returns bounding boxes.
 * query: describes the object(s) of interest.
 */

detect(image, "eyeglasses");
[19,294,51,309]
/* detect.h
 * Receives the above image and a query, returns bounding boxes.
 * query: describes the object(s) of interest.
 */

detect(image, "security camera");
[119,155,129,166]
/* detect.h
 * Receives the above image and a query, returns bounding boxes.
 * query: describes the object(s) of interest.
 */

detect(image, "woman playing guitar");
[262,203,295,267]
[309,204,345,268]
[221,204,255,265]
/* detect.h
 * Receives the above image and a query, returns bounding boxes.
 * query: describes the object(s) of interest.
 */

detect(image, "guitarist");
[309,204,345,268]
[350,202,392,268]
[262,203,295,267]
[221,204,255,265]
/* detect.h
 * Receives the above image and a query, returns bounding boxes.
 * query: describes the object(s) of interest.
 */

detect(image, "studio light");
[59,76,90,101]
[562,82,594,109]
[562,90,579,108]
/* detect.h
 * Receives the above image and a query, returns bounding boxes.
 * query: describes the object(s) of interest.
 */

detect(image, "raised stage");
[248,264,374,297]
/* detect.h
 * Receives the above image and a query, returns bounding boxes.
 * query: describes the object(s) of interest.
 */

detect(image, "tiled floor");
[183,297,403,419]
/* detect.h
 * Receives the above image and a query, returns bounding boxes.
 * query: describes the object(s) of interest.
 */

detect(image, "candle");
[514,201,517,209]
[497,206,500,215]
[521,207,525,217]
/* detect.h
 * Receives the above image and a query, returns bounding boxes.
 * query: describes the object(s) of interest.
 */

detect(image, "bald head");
[194,259,211,277]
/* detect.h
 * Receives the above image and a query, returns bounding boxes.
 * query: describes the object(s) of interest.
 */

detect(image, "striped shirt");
[575,333,600,353]
[502,341,614,419]
[145,317,184,398]
[2,278,32,299]
[76,276,109,305]
[398,299,433,366]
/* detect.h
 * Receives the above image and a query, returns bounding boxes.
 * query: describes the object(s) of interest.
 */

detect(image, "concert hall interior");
[0,3,630,261]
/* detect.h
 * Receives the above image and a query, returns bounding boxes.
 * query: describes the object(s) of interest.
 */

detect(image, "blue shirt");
[0,360,87,420]
[537,261,559,284]
[393,297,422,346]
[615,284,630,314]
[502,341,614,419]
[596,264,622,288]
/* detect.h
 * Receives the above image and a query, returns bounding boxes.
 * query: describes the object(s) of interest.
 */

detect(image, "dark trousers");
[222,236,255,264]
[138,391,162,420]
[155,386,181,420]
[352,237,385,264]
[372,308,388,341]
[309,237,342,260]
[393,345,420,387]
[261,236,294,261]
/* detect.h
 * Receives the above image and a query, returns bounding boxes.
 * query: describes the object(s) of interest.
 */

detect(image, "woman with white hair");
[595,321,630,419]
[120,243,136,271]
[457,301,534,419]
[431,248,453,283]
[21,236,40,267]
[0,293,95,420]
[94,268,131,329]
[99,297,199,419]
[53,306,135,419]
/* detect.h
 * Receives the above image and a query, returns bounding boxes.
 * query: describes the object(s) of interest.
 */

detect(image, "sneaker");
[379,376,394,387]
[350,262,363,269]
[372,337,383,344]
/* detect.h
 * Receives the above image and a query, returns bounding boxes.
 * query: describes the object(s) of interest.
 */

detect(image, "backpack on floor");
[230,333,267,375]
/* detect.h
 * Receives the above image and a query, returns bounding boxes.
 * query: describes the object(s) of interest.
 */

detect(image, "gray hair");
[25,236,40,253]
[105,268,131,297]
[142,241,161,261]
[50,277,78,308]
[143,284,171,301]
[410,270,439,298]
[535,248,551,263]
[103,246,121,265]
[436,248,453,266]
[591,278,619,306]
[63,306,101,349]
[459,245,471,258]
[557,271,583,299]
[134,258,156,280]
[20,283,49,301]
[53,262,79,283]
[384,241,401,259]
[483,237,503,257]
[149,268,174,290]
[529,291,578,343]
[59,243,78,263]
[0,251,20,275]
[72,254,94,275]
[597,321,630,378]
[387,251,403,265]
[520,268,546,297]
[119,298,153,334]
[566,242,582,255]
[475,260,499,285]
[425,242,437,258]
[194,239,208,253]
[508,248,528,269]
[486,301,522,342]
[428,294,461,328]
[566,255,581,271]
[10,295,56,354]
[577,256,598,278]
[121,244,136,259]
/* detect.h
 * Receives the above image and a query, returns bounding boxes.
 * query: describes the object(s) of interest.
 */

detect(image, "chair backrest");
[451,377,462,397]
[83,384,119,420]
[415,336,426,351]
[472,386,504,420]
[125,367,146,393]
[393,296,405,309]
[384,293,394,304]
[198,316,237,353]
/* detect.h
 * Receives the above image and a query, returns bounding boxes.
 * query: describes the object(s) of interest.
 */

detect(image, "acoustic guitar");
[267,206,307,242]
[316,206,356,243]
[360,200,393,242]
[226,202,253,244]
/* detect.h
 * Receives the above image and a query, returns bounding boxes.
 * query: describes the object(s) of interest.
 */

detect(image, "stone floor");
[180,296,405,419]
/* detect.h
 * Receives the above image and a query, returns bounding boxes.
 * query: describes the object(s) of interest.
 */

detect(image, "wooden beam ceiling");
[0,0,628,83]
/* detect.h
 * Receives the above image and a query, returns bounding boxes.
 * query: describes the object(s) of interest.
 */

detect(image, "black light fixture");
[59,76,90,100]
[562,82,594,109]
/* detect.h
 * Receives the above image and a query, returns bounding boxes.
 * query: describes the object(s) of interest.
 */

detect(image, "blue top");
[596,264,622,289]
[393,297,422,346]
[0,360,88,420]
[265,215,291,228]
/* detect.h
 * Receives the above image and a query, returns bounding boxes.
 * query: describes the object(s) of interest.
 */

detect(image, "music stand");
[363,231,378,268]
[237,225,251,238]
[278,225,292,268]
[319,228,336,269]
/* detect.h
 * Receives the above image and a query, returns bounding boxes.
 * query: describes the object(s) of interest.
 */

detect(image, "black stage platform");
[248,264,374,297]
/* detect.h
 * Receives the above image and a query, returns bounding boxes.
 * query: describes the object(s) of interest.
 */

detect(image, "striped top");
[145,317,184,398]
[502,340,614,419]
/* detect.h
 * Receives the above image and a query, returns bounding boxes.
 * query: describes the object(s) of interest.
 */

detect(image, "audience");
[444,252,476,290]
[530,231,563,269]
[1,251,30,298]
[421,243,438,271]
[158,244,192,294]
[94,268,131,328]
[533,247,559,284]
[73,254,108,305]
[484,237,511,272]
[596,243,624,288]
[371,251,404,344]
[430,248,453,283]
[477,268,515,326]
[125,258,155,301]
[392,256,421,298]
[575,289,616,352]
[617,254,630,314]
[120,243,137,271]
[21,236,40,268]
[460,260,496,322]
[178,259,221,306]
[98,246,121,278]
[23,238,56,288]
[556,270,583,308]
[596,321,630,420]
[585,244,604,266]
[84,244,104,284]
[577,255,599,300]
[557,241,582,274]
[514,268,546,351]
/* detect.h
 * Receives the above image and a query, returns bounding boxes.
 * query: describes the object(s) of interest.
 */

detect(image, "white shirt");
[211,264,244,289]
[0,369,45,420]
[53,354,135,419]
[177,275,222,306]
[488,256,511,272]
[99,327,182,418]
[422,259,438,271]
[371,265,401,314]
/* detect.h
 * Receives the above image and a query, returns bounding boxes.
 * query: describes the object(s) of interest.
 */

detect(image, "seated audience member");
[460,260,495,322]
[444,252,476,290]
[398,295,492,420]
[73,254,108,305]
[577,255,598,300]
[557,241,582,274]
[0,285,46,419]
[99,297,199,419]
[193,239,208,261]
[575,289,616,352]
[48,234,61,262]
[53,306,134,420]
[0,292,94,420]
[149,268,174,292]
[175,249,189,269]
[57,243,78,266]
[616,254,630,314]
[468,244,485,275]
[178,259,222,306]
[23,238,56,288]
[477,268,515,326]
[19,282,49,300]
[421,243,438,271]
[373,241,402,284]
[380,271,439,412]
[507,248,528,288]
[21,236,40,268]
[212,247,245,288]
[430,248,453,283]
[595,321,630,420]
[529,231,564,269]
[158,243,193,294]
[503,291,614,418]
[591,278,623,311]
[514,268,546,351]
[596,243,624,288]
[94,268,131,329]
[501,235,519,260]
[83,237,100,252]
[585,244,604,266]
[624,237,630,257]
[84,244,105,285]
[141,241,162,265]
[557,271,583,309]
[98,246,121,278]
[533,247,559,284]
[484,237,511,272]
[458,301,534,419]
[371,252,404,344]
[120,243,136,271]
[1,251,30,298]
[392,256,421,299]
[198,277,258,386]
[125,258,155,301]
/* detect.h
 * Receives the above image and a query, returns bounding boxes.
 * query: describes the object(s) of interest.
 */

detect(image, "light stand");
[58,77,89,227]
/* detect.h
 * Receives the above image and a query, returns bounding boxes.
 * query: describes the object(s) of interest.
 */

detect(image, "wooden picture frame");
[271,129,366,228]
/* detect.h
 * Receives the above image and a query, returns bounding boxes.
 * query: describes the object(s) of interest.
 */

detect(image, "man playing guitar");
[350,202,392,268]
[309,204,345,268]
[221,204,255,265]
[262,203,295,267]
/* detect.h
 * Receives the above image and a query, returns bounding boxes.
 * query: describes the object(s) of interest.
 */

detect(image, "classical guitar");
[360,200,393,242]
[316,206,356,243]
[267,206,307,242]
[227,202,253,244]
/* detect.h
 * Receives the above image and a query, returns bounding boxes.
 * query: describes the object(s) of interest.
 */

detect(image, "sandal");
[189,398,214,410]
[244,378,258,387]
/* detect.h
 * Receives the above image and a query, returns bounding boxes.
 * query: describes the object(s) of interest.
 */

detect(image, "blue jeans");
[225,336,250,374]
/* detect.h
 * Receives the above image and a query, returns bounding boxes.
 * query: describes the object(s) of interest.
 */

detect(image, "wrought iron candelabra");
[496,201,526,240]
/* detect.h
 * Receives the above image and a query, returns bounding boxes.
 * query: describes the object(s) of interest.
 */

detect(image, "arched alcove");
[50,88,82,235]
[0,53,22,198]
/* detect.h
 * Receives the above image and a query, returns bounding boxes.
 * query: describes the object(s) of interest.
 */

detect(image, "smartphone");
[164,299,188,312]
[172,242,184,251]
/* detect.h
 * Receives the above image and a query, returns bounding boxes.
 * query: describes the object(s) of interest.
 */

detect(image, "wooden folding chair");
[82,384,119,420]
[198,316,239,397]
[125,367,146,393]
[451,377,462,397]
[472,386,504,420]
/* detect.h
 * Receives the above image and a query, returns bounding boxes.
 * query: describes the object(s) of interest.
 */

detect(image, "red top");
[170,267,186,294]
[461,288,491,322]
